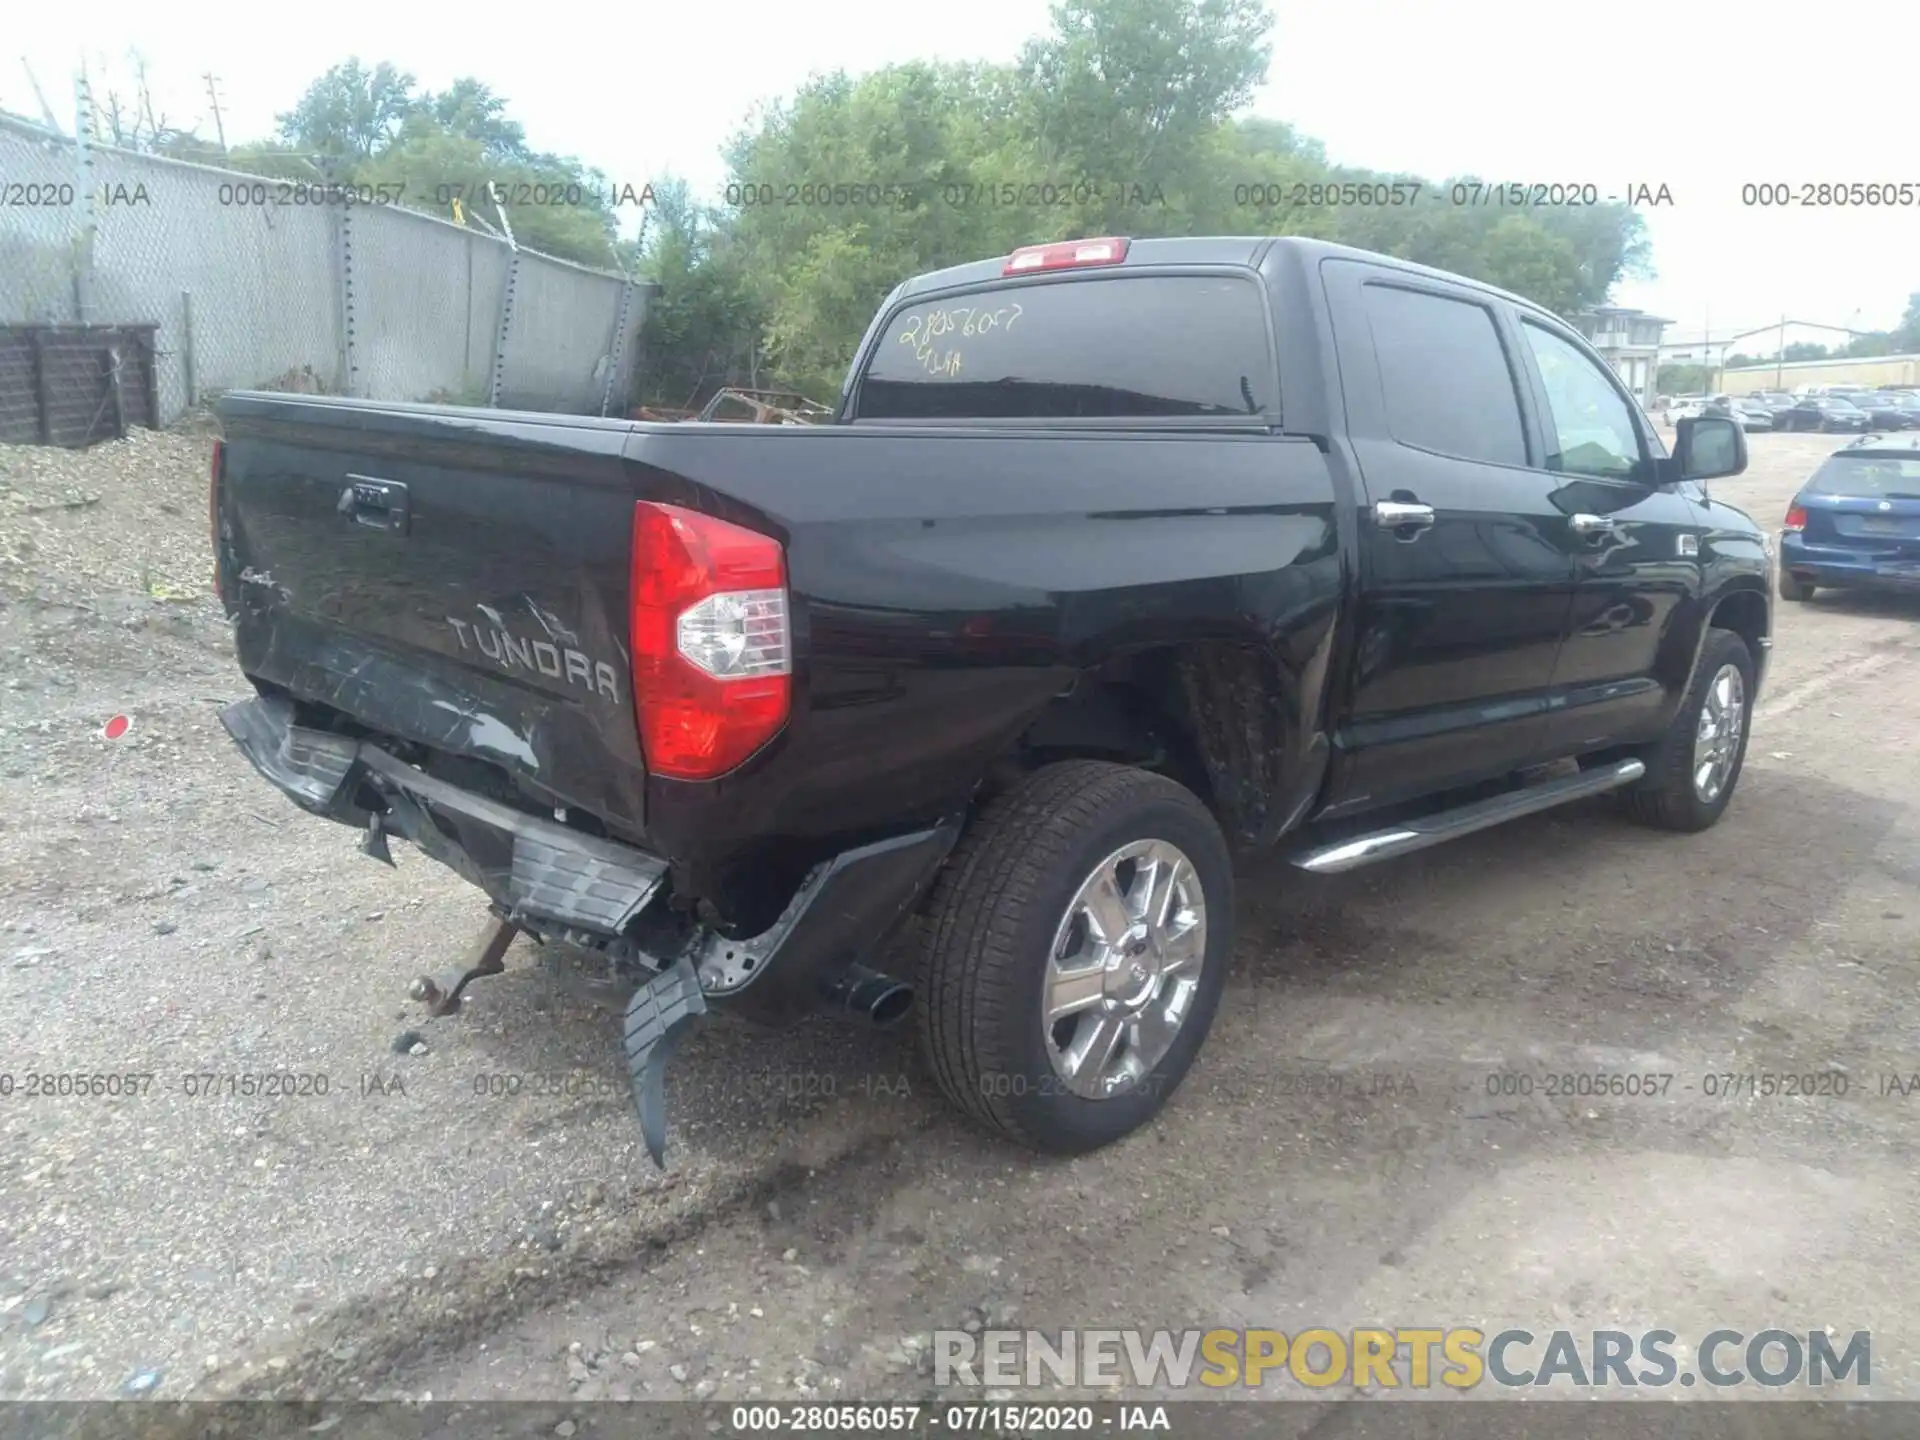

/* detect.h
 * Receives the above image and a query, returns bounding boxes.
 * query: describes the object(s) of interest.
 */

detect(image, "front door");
[1511,316,1707,752]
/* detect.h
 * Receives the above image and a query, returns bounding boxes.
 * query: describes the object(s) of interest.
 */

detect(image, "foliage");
[1656,364,1712,395]
[634,178,769,407]
[650,0,1662,402]
[1897,292,1920,353]
[251,61,618,266]
[275,59,419,161]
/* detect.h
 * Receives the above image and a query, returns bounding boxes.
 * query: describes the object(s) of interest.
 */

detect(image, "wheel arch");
[997,639,1330,850]
[1706,580,1771,693]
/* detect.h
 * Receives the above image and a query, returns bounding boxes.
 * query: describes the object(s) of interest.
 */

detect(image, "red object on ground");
[102,714,131,740]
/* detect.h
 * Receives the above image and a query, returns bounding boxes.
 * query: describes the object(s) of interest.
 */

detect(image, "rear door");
[1509,314,1708,752]
[1319,259,1576,810]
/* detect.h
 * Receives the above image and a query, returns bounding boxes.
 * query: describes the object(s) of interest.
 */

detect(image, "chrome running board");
[1291,758,1647,875]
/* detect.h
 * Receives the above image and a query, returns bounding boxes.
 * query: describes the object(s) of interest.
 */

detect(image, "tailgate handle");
[339,475,410,534]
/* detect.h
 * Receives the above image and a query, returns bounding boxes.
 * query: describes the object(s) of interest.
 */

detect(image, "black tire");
[1778,570,1815,602]
[1621,629,1756,833]
[915,760,1233,1154]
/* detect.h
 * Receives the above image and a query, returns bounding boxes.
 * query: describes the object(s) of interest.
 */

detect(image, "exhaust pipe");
[821,963,914,1027]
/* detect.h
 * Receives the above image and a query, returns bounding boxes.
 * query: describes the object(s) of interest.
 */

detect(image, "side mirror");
[1671,414,1746,482]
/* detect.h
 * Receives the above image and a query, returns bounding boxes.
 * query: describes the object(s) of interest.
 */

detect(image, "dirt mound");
[0,427,216,607]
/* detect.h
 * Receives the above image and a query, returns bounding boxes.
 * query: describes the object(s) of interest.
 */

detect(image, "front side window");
[1519,320,1643,478]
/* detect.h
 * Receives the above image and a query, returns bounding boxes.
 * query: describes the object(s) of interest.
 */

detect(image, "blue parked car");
[1778,434,1920,601]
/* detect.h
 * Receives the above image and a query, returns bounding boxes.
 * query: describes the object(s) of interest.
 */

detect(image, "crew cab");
[212,236,1772,1164]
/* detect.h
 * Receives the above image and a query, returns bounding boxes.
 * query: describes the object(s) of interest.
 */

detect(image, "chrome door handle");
[1568,513,1616,537]
[1373,500,1435,533]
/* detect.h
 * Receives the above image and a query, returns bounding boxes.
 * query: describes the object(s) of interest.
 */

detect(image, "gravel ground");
[0,424,1916,1416]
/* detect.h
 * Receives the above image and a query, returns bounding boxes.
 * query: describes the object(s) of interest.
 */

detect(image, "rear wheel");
[915,760,1233,1154]
[1778,570,1815,602]
[1622,629,1756,833]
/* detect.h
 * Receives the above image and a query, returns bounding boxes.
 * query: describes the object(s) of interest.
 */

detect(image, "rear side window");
[1805,455,1920,496]
[1361,283,1527,467]
[855,274,1275,420]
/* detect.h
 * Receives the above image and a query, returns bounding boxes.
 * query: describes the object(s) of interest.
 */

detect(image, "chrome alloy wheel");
[1042,839,1207,1100]
[1692,662,1747,804]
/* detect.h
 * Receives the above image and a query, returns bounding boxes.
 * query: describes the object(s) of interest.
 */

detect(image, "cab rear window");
[853,274,1276,421]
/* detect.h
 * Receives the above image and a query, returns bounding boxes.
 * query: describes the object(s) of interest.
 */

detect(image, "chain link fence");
[0,111,651,435]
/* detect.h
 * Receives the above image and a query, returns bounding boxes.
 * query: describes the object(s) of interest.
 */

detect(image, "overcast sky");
[11,0,1920,339]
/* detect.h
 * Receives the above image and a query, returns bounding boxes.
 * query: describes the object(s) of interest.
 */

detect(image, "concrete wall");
[1719,356,1920,394]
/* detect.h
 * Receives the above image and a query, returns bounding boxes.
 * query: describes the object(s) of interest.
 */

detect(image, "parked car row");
[1773,390,1920,432]
[1664,389,1920,433]
[1666,394,1783,430]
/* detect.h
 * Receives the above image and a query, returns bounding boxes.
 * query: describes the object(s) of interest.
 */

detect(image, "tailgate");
[216,393,649,834]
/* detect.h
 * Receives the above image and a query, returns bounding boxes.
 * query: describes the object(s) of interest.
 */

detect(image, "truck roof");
[895,235,1556,320]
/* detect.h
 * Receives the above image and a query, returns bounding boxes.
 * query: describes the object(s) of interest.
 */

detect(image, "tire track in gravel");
[223,1127,931,1400]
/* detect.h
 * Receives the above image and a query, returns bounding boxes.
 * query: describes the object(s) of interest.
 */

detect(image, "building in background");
[1573,306,1670,408]
[1659,321,1858,370]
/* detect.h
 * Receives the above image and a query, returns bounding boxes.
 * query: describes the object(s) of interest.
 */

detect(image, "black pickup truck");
[213,235,1772,1164]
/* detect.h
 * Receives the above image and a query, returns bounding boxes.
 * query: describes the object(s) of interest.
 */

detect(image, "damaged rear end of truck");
[212,395,969,1165]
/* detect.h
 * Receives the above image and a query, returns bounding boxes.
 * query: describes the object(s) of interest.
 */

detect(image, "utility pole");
[1775,315,1786,390]
[1704,304,1712,397]
[22,59,64,133]
[203,72,226,153]
[73,69,97,322]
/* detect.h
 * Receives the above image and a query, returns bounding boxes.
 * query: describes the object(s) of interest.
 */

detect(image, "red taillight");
[209,438,226,600]
[1003,236,1130,275]
[629,501,791,780]
[1784,504,1807,532]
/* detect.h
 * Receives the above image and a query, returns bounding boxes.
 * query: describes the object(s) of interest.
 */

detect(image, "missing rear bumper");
[221,692,958,1166]
[220,693,667,935]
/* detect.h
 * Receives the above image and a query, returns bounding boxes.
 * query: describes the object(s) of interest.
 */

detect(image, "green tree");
[413,78,529,161]
[1894,293,1920,352]
[1657,363,1711,394]
[657,0,1659,398]
[721,61,1035,395]
[634,178,767,407]
[276,60,418,159]
[264,62,619,266]
[1842,331,1896,358]
[1473,215,1584,315]
[1016,0,1274,235]
[359,130,617,265]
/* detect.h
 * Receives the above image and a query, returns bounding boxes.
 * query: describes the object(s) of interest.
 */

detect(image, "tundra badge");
[447,614,621,701]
